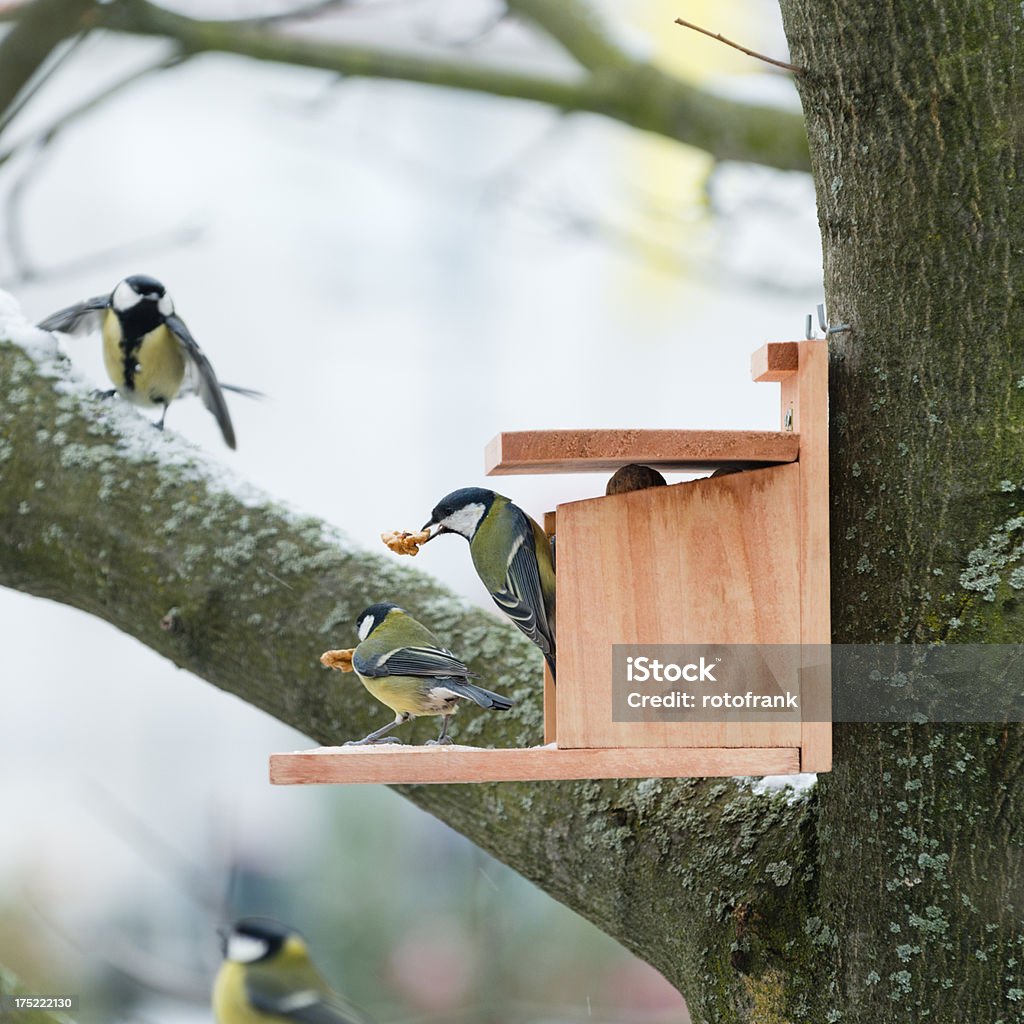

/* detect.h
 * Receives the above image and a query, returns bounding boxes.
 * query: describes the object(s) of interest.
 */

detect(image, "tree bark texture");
[778,0,1024,1019]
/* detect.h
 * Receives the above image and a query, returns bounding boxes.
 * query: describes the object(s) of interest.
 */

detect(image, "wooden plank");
[269,745,801,785]
[751,341,800,382]
[555,469,803,749]
[782,341,833,772]
[485,430,800,475]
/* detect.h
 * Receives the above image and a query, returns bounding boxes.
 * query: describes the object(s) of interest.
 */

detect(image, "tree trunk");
[778,0,1024,1019]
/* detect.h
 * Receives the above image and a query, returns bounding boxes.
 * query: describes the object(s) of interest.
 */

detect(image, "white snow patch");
[0,291,61,361]
[738,773,817,803]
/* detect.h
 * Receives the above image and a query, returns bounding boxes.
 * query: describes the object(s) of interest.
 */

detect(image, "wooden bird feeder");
[271,341,831,785]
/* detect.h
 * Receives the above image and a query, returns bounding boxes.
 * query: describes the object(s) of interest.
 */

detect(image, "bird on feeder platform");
[321,603,514,745]
[417,488,556,680]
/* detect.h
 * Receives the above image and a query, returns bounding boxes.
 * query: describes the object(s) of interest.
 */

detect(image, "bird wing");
[354,644,473,679]
[246,972,370,1024]
[166,313,237,449]
[490,515,554,657]
[37,295,109,336]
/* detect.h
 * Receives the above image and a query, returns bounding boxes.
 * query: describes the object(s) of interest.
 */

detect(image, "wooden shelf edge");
[751,341,800,382]
[485,429,800,476]
[269,745,802,785]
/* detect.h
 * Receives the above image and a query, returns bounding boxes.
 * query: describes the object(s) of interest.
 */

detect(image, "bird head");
[422,487,496,541]
[112,274,174,319]
[355,603,402,642]
[221,918,300,964]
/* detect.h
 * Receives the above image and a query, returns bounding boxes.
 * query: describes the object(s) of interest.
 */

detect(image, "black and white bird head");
[355,602,402,642]
[220,918,294,963]
[111,274,174,333]
[423,487,496,540]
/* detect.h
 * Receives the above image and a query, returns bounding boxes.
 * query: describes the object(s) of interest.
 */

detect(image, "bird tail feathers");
[442,679,514,711]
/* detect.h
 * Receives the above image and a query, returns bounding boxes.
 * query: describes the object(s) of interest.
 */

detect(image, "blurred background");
[0,1,820,1020]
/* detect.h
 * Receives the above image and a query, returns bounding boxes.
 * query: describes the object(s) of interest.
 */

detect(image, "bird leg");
[156,402,170,431]
[345,717,406,745]
[425,715,454,745]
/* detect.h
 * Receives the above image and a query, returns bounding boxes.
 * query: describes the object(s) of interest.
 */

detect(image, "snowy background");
[0,1,821,1021]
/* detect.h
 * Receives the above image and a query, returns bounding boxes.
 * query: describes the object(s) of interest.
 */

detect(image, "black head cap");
[425,487,496,531]
[222,917,295,962]
[356,602,401,642]
[124,274,166,297]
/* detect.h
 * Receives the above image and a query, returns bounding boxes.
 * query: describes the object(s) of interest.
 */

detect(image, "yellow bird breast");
[358,674,461,718]
[213,962,268,1024]
[102,311,186,407]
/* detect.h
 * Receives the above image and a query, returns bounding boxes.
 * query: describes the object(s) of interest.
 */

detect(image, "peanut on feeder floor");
[381,529,430,556]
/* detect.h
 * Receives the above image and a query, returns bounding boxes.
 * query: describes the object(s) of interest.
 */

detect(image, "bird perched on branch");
[214,917,372,1024]
[321,602,514,745]
[419,488,556,679]
[37,274,260,449]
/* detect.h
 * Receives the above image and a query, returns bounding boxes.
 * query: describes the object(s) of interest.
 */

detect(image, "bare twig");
[674,16,801,74]
[0,51,185,171]
[0,0,98,129]
[0,52,190,284]
[0,28,89,136]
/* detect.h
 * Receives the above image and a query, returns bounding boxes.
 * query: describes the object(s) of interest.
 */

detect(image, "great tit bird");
[37,274,259,449]
[214,917,372,1024]
[421,488,556,678]
[334,602,514,745]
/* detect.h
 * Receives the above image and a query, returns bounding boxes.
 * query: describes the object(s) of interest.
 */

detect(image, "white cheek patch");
[112,280,142,312]
[357,616,375,642]
[442,503,486,538]
[157,293,174,317]
[226,934,269,963]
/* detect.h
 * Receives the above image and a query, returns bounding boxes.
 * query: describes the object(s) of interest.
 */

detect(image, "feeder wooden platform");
[271,341,831,786]
[270,744,800,785]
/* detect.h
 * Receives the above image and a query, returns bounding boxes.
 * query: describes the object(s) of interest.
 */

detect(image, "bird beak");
[421,521,443,540]
[216,927,229,957]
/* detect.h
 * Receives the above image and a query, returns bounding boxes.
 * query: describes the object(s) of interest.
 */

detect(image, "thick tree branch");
[504,0,631,72]
[0,0,810,171]
[0,322,817,1019]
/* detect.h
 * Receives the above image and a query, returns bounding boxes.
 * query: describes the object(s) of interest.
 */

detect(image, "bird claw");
[92,389,117,400]
[425,737,454,746]
[344,737,404,746]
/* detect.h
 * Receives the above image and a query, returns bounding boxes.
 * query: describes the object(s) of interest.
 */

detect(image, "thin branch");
[0,52,190,284]
[0,28,89,136]
[0,0,98,129]
[0,51,185,171]
[674,17,802,74]
[75,0,808,171]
